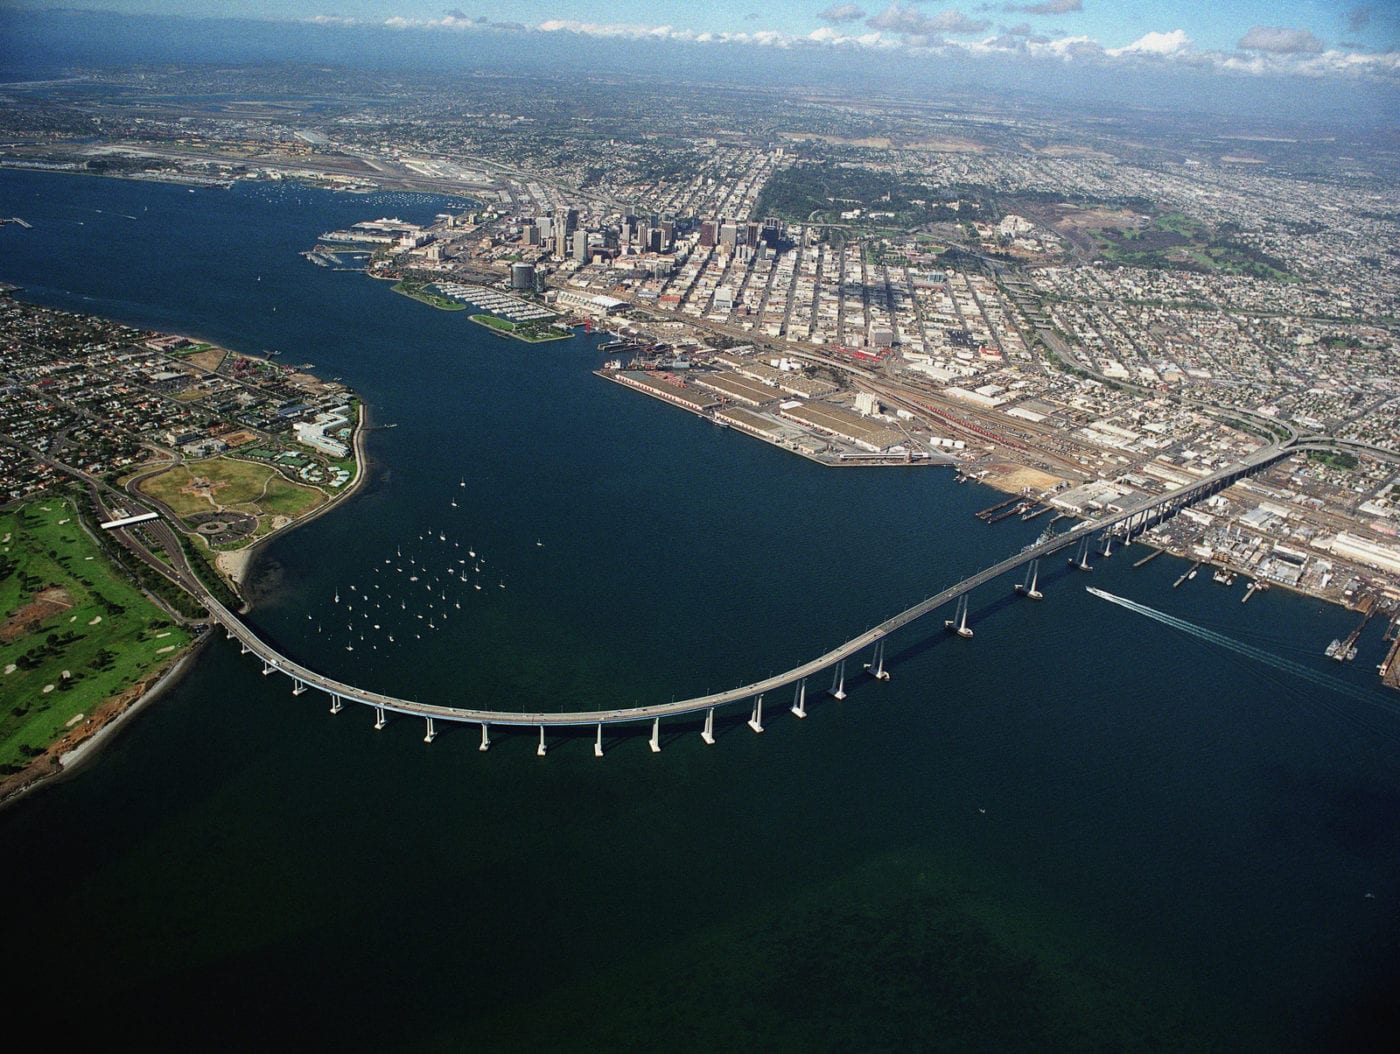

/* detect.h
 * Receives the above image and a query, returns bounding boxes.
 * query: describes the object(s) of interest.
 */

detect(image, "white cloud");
[818,3,867,23]
[1238,26,1325,55]
[1109,29,1192,57]
[293,10,1397,84]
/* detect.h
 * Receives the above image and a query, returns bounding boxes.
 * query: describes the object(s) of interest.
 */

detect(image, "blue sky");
[7,2,1398,80]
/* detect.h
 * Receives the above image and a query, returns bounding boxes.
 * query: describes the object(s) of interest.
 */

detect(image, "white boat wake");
[1086,586,1400,740]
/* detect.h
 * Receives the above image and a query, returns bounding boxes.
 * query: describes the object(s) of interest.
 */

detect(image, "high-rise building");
[572,229,589,263]
[510,262,537,291]
[699,220,717,248]
[555,225,569,259]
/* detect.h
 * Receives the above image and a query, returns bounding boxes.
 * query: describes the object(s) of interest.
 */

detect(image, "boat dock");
[1173,560,1203,588]
[1329,610,1372,662]
[1133,547,1164,568]
[976,496,1021,521]
[1020,503,1052,521]
[1380,616,1400,690]
[986,501,1030,525]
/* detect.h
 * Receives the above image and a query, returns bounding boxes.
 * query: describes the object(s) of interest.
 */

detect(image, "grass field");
[469,313,570,343]
[139,458,325,522]
[393,281,467,311]
[0,498,192,771]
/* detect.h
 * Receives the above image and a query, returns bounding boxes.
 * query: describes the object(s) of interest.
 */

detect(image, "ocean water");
[1,170,1398,1050]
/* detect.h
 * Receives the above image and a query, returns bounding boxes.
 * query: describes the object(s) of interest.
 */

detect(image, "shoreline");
[0,631,211,811]
[214,399,373,605]
[0,404,373,810]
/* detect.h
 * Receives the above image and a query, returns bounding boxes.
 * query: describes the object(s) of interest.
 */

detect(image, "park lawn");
[258,473,326,518]
[0,499,191,771]
[392,281,467,311]
[139,457,281,516]
[469,313,570,343]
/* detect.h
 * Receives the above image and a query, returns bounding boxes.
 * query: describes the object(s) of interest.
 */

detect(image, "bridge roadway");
[207,442,1301,731]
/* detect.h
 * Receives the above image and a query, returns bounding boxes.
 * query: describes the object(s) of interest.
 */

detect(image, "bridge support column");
[1100,532,1114,558]
[1015,558,1042,600]
[423,717,436,744]
[329,693,342,715]
[1069,535,1093,572]
[829,659,846,700]
[479,722,491,752]
[790,679,807,719]
[225,629,236,642]
[374,706,386,731]
[701,708,716,745]
[240,643,251,655]
[594,723,604,758]
[649,718,661,753]
[865,639,889,681]
[291,679,306,696]
[536,726,547,757]
[748,694,765,734]
[946,594,974,638]
[261,661,275,676]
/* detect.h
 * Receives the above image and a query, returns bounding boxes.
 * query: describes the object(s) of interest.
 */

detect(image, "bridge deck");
[207,445,1297,728]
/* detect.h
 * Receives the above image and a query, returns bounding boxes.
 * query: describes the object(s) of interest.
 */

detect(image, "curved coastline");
[217,399,373,610]
[0,404,372,809]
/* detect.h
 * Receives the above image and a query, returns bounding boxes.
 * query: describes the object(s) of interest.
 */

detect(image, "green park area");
[0,499,192,773]
[138,457,326,541]
[469,312,570,343]
[1096,212,1292,280]
[392,280,467,311]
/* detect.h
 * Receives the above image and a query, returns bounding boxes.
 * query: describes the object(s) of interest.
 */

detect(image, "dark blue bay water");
[2,171,1398,1050]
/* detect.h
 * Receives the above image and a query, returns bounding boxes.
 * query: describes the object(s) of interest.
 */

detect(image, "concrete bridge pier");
[291,678,307,696]
[329,692,343,715]
[701,707,716,745]
[864,639,890,681]
[423,716,436,744]
[829,659,847,700]
[945,594,974,638]
[240,643,251,655]
[1070,535,1093,572]
[748,693,765,734]
[1015,558,1043,600]
[261,660,276,676]
[594,722,604,758]
[790,679,807,719]
[374,705,386,730]
[537,726,547,757]
[649,718,662,753]
[479,722,491,752]
[1099,532,1114,558]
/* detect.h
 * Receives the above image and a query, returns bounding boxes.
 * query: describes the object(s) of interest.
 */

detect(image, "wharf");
[1379,631,1400,690]
[987,502,1029,525]
[1134,548,1164,568]
[1173,560,1203,588]
[976,496,1021,520]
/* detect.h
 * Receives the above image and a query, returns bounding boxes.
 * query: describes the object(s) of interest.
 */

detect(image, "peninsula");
[0,293,366,804]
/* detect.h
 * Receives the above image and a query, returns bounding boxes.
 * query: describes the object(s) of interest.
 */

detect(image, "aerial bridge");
[206,443,1302,755]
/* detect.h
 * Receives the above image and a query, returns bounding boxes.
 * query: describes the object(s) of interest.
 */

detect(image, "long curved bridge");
[202,441,1310,749]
